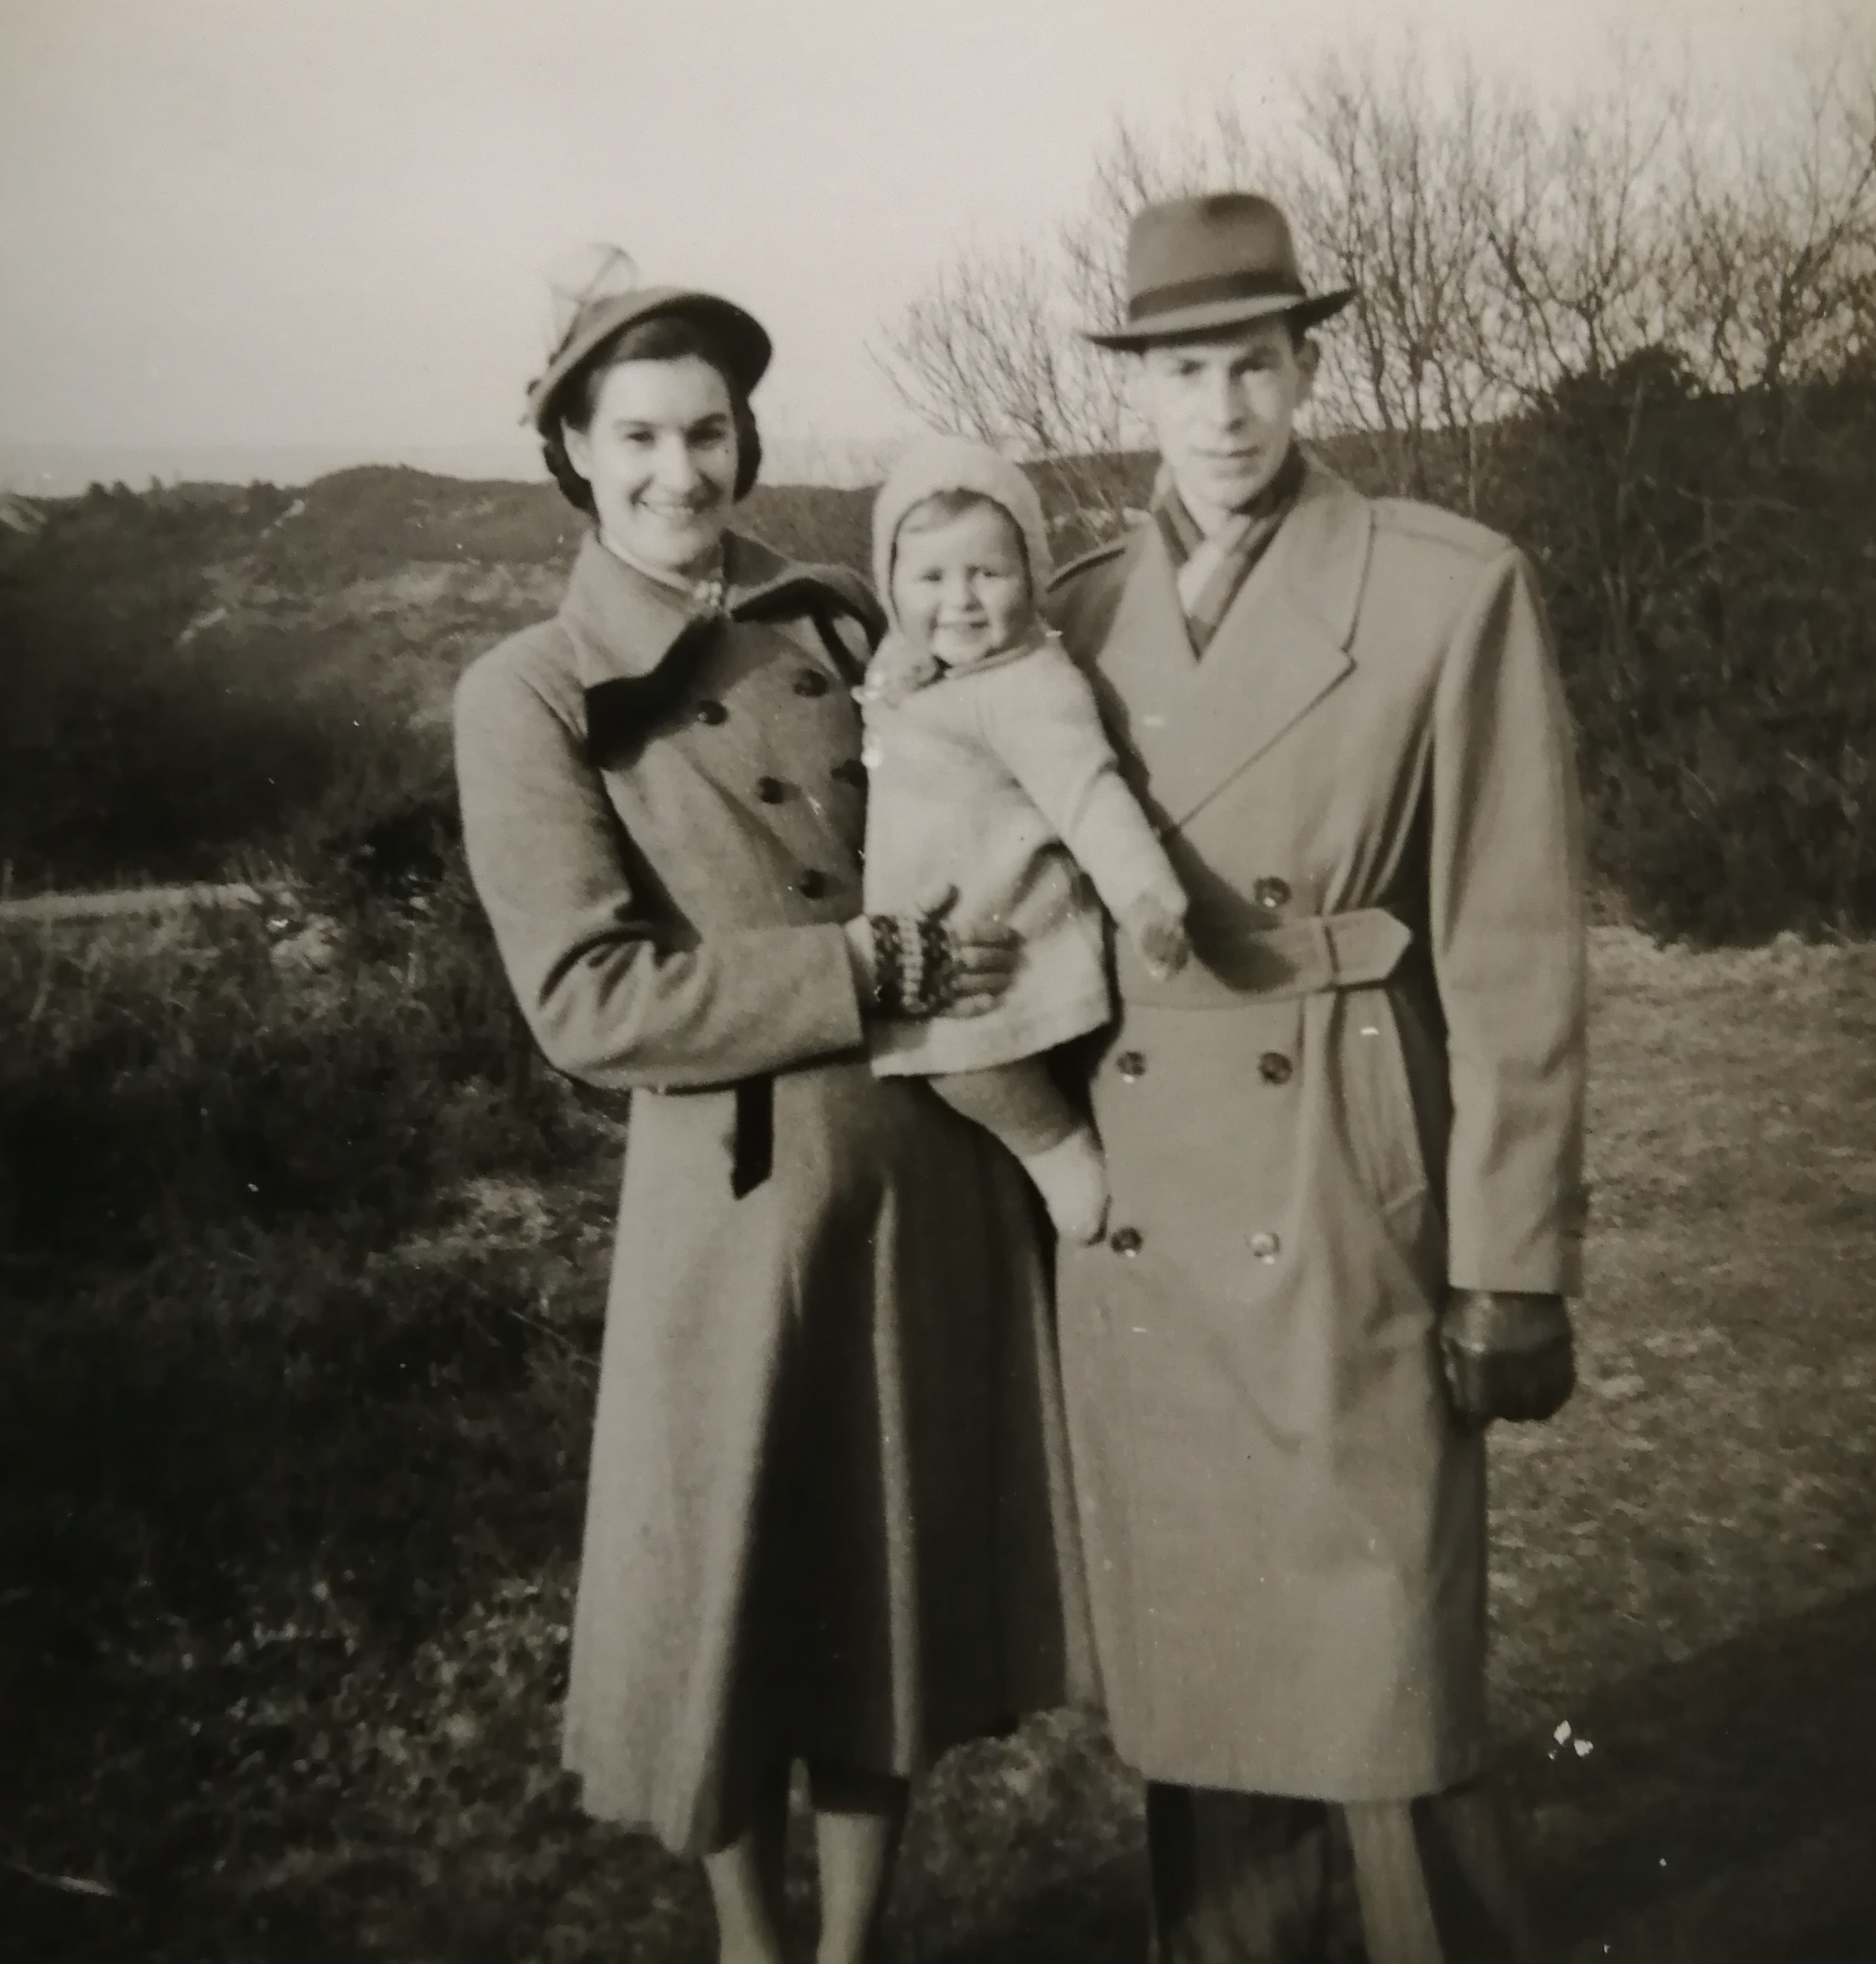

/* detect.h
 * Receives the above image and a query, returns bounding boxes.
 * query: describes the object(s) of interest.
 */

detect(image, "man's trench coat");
[1047,461,1588,1802]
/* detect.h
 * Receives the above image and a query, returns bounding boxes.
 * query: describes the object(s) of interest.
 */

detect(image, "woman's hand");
[844,883,1020,1019]
[927,883,1021,1016]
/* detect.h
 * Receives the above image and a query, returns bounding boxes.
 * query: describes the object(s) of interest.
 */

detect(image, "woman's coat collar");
[559,528,791,690]
[559,527,884,766]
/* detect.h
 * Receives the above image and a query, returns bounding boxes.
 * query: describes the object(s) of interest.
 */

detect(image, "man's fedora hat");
[1085,193,1355,349]
[523,243,772,433]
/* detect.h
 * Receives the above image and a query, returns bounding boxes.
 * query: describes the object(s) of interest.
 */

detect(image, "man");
[1047,193,1586,1963]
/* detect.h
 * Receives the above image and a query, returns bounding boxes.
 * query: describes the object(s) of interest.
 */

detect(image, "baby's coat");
[864,633,1181,1075]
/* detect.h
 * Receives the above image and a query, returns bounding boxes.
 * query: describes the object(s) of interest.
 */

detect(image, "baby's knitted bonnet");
[871,434,1054,629]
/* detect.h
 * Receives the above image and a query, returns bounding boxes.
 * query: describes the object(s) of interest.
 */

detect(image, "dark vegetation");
[1399,363,1876,944]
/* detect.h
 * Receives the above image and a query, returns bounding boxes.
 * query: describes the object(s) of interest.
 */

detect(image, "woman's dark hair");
[541,310,763,514]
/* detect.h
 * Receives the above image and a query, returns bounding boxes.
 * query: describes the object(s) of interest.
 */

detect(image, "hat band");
[1128,267,1306,322]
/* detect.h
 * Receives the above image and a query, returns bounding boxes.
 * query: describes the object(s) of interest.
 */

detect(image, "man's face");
[1138,319,1317,527]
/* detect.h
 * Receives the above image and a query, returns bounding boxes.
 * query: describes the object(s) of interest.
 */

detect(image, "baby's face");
[890,503,1035,667]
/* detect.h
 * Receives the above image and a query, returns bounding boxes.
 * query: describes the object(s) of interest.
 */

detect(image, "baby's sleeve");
[981,646,1186,920]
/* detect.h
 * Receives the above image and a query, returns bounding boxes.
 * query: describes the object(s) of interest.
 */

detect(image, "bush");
[0,872,619,1681]
[1515,368,1876,942]
[0,870,582,1264]
[1321,368,1876,942]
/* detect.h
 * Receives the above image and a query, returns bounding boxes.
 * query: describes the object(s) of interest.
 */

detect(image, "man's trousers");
[1146,1780,1539,1964]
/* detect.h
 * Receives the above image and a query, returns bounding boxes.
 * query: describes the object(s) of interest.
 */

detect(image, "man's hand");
[1439,1290,1576,1428]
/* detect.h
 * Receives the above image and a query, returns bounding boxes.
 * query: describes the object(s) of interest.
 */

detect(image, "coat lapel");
[561,532,697,691]
[1085,523,1201,800]
[563,532,878,765]
[1097,466,1374,828]
[561,529,810,692]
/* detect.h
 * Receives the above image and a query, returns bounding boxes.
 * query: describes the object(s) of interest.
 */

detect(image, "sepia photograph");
[2,1,1873,1959]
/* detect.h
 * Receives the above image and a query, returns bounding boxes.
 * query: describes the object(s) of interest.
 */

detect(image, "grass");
[1494,930,1876,1963]
[2,920,1874,1962]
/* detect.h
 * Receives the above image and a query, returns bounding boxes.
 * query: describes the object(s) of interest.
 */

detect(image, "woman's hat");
[1084,193,1354,349]
[523,244,773,432]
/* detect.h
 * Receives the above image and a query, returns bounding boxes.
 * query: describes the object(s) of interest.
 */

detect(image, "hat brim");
[1084,287,1354,350]
[525,287,772,430]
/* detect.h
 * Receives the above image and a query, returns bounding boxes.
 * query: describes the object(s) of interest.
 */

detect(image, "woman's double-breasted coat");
[454,531,1092,1855]
[1047,461,1587,1803]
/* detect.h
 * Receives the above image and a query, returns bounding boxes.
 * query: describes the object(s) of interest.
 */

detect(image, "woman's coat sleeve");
[454,653,865,1092]
[1427,548,1589,1296]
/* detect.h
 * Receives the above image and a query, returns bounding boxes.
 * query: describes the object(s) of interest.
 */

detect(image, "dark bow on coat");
[582,567,883,768]
[578,565,884,1198]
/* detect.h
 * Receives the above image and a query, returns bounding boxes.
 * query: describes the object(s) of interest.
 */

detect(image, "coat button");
[1249,1230,1281,1261]
[795,868,829,899]
[755,775,789,803]
[794,669,830,697]
[1116,1050,1146,1080]
[1253,875,1291,911]
[831,758,867,788]
[1258,1051,1292,1085]
[1110,1226,1143,1256]
[696,698,728,725]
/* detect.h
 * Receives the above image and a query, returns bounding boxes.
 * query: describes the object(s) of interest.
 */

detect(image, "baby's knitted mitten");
[864,913,963,1017]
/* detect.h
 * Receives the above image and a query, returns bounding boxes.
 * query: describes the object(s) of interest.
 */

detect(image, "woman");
[453,249,1092,1964]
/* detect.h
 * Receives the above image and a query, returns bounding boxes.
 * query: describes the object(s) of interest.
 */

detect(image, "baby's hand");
[862,635,941,708]
[1121,894,1190,980]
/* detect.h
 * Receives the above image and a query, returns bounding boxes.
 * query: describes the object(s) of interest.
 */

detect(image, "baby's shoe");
[1020,1127,1111,1244]
[1121,894,1191,981]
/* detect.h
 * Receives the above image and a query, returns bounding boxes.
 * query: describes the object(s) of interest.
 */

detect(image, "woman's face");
[563,355,738,576]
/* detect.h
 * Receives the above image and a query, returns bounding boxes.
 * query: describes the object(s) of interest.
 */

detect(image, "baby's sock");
[1020,1125,1110,1245]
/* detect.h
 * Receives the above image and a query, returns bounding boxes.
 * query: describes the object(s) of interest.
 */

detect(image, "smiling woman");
[452,258,1092,1964]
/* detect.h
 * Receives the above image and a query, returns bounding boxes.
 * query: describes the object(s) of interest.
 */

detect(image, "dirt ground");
[5,926,1875,1963]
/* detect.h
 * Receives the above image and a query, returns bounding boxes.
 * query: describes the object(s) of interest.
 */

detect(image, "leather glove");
[1439,1289,1576,1427]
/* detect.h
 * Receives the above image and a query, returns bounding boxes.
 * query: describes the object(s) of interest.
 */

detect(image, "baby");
[860,434,1190,1242]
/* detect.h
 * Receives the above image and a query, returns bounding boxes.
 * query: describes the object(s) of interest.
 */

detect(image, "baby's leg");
[930,1059,1109,1244]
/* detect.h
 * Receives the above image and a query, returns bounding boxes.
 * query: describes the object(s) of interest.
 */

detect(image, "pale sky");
[0,0,1858,483]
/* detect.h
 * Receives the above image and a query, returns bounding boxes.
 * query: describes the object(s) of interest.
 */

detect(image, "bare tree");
[1479,66,1691,404]
[1679,51,1876,390]
[875,57,1532,515]
[876,243,1078,454]
[873,105,1257,532]
[873,36,1876,516]
[1252,52,1515,508]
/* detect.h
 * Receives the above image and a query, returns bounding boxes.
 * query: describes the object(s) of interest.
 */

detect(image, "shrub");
[1513,369,1876,942]
[0,870,616,1658]
[0,867,586,1265]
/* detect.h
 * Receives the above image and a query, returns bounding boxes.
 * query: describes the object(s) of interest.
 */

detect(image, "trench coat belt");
[1113,904,1413,1009]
